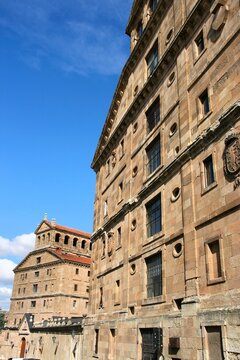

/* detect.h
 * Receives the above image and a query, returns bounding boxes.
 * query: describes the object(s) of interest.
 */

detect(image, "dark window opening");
[146,195,162,237]
[55,233,60,243]
[150,0,158,12]
[146,97,160,132]
[195,30,205,56]
[141,328,163,360]
[147,42,158,77]
[81,240,86,249]
[146,137,161,175]
[199,89,210,116]
[73,237,78,247]
[94,329,99,354]
[64,235,69,245]
[146,253,162,297]
[137,21,143,38]
[203,155,215,187]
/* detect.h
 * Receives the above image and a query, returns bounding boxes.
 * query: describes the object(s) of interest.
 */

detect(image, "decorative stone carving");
[223,132,240,189]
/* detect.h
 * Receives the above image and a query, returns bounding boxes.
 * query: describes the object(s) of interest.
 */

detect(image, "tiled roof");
[45,221,91,238]
[49,248,91,266]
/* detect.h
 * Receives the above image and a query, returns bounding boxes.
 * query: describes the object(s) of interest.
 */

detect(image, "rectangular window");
[106,159,110,176]
[35,271,39,277]
[45,284,48,291]
[109,329,116,359]
[31,300,36,308]
[141,328,163,360]
[205,326,224,360]
[150,0,158,12]
[73,300,77,308]
[147,42,158,77]
[94,329,99,354]
[203,155,215,188]
[115,280,120,305]
[195,30,205,56]
[74,284,78,291]
[36,257,41,264]
[205,239,223,283]
[75,268,79,275]
[146,137,161,175]
[104,200,108,218]
[146,253,162,298]
[32,284,38,293]
[120,138,125,158]
[199,89,210,117]
[146,195,162,237]
[118,182,123,202]
[43,300,46,307]
[117,227,121,247]
[146,98,160,133]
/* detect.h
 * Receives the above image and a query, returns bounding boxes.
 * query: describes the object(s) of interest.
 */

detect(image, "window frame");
[204,236,225,285]
[201,152,217,195]
[146,97,160,133]
[146,136,161,176]
[146,194,162,238]
[146,41,159,78]
[146,253,162,298]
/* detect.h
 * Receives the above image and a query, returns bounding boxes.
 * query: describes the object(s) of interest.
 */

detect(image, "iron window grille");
[146,195,162,237]
[146,253,162,298]
[141,328,163,360]
[146,137,161,175]
[146,98,160,132]
[147,43,159,77]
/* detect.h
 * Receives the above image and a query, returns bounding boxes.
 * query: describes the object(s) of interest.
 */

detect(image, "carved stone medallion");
[223,132,240,189]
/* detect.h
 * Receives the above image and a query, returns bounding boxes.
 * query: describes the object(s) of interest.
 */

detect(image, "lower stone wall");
[0,329,83,360]
[82,301,240,360]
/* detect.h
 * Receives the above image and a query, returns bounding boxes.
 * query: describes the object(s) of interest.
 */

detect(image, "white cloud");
[0,260,17,310]
[0,259,17,284]
[0,0,132,75]
[0,233,35,257]
[0,287,12,310]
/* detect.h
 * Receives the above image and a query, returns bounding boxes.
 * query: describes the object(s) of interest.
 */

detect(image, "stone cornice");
[92,0,213,172]
[11,293,89,301]
[91,102,240,242]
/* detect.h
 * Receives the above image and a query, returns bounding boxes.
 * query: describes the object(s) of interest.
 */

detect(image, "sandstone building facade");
[83,0,240,359]
[0,219,91,359]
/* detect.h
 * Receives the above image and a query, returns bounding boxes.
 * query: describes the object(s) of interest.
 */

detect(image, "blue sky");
[0,0,132,309]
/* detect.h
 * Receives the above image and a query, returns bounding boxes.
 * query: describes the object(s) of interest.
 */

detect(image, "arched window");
[81,240,86,249]
[42,234,45,241]
[55,233,60,242]
[64,235,69,245]
[89,242,93,251]
[73,238,78,247]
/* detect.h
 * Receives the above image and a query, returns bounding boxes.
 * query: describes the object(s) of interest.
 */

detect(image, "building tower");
[83,0,240,359]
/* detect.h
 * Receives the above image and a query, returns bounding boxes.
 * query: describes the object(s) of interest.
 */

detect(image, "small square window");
[36,257,41,264]
[35,271,40,277]
[31,300,36,308]
[33,284,38,293]
[203,155,215,188]
[195,30,205,56]
[199,89,210,117]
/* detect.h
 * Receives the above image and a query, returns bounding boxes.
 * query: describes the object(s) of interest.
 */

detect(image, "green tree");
[0,313,5,329]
